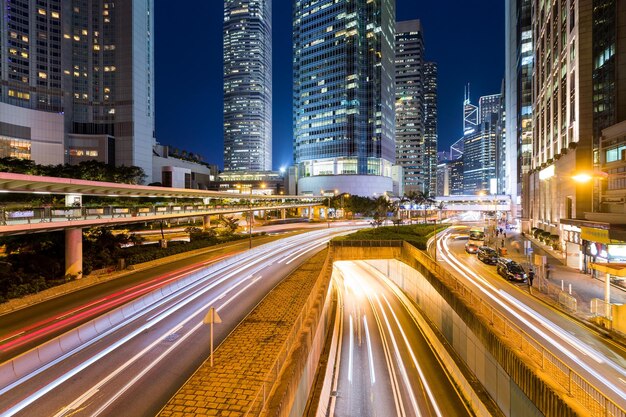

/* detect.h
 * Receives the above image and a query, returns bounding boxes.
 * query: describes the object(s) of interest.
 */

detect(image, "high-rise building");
[223,0,273,172]
[293,0,396,196]
[505,0,533,219]
[525,0,626,270]
[462,93,502,194]
[395,20,424,194]
[463,85,479,136]
[0,0,156,181]
[394,20,437,195]
[424,61,438,194]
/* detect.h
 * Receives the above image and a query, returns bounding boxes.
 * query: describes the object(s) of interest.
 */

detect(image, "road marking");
[363,315,375,385]
[348,314,353,383]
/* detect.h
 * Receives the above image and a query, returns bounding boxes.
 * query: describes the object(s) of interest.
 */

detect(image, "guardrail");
[591,298,612,320]
[403,243,626,417]
[0,203,312,227]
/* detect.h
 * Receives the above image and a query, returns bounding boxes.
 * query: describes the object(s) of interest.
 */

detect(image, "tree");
[218,216,239,235]
[372,196,392,227]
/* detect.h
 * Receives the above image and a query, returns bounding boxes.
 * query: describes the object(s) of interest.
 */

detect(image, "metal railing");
[402,242,626,417]
[0,203,309,227]
[591,298,613,320]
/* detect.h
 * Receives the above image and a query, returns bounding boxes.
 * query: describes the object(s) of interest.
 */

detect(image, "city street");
[437,227,626,412]
[330,261,471,417]
[0,228,353,417]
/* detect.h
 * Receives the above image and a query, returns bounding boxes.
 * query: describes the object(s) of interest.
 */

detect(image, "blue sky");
[155,1,504,170]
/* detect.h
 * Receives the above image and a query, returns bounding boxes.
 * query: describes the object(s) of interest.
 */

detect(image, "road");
[0,227,354,417]
[0,221,354,361]
[329,261,472,417]
[436,227,626,413]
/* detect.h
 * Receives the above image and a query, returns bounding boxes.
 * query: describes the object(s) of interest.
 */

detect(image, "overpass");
[0,172,324,278]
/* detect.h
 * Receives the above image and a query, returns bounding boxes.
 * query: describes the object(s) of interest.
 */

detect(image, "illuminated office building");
[394,20,438,194]
[223,0,273,172]
[293,0,396,196]
[0,0,156,181]
[505,0,533,218]
[525,0,626,270]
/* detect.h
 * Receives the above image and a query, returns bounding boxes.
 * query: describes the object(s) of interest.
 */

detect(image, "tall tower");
[463,85,479,136]
[423,61,438,194]
[223,0,273,172]
[505,0,532,219]
[395,20,425,193]
[293,0,396,196]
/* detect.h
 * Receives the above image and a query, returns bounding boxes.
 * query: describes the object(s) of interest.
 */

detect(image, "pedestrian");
[503,231,507,239]
[528,269,534,287]
[546,266,551,280]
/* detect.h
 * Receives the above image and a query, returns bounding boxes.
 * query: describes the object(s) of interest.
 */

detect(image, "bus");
[466,227,485,254]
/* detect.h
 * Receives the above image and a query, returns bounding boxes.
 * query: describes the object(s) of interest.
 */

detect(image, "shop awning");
[590,263,626,277]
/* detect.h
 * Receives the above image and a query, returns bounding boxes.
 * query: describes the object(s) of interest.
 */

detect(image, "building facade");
[0,0,156,181]
[394,20,438,195]
[293,0,396,197]
[223,0,273,172]
[505,0,533,219]
[525,0,626,270]
[424,61,439,194]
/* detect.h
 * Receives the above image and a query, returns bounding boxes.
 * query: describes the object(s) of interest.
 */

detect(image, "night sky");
[155,1,504,170]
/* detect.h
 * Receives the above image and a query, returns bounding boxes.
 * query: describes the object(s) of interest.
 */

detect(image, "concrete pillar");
[203,215,211,231]
[65,228,83,279]
[281,209,286,220]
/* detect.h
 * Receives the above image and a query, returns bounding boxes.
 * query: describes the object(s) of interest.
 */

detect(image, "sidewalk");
[502,229,626,320]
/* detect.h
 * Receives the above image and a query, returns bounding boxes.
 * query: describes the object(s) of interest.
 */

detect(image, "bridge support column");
[281,209,286,220]
[65,228,83,279]
[203,215,211,231]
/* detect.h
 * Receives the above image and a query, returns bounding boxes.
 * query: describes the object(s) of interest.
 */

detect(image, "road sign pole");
[204,307,222,367]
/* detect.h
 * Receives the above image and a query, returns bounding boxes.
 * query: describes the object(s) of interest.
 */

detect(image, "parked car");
[465,242,479,254]
[477,246,498,264]
[496,258,527,282]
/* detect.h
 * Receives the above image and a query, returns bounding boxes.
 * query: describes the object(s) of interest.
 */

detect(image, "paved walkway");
[157,250,328,417]
[500,229,626,318]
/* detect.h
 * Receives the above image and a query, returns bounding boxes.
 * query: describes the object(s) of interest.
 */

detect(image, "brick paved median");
[158,249,328,417]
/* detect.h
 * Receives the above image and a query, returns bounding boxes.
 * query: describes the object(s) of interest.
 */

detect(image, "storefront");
[561,224,582,269]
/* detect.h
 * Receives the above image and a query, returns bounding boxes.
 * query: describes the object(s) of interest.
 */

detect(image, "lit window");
[38,72,48,79]
[51,11,60,19]
[38,8,46,15]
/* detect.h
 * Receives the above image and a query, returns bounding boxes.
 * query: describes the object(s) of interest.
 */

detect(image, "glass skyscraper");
[223,0,273,172]
[293,0,396,196]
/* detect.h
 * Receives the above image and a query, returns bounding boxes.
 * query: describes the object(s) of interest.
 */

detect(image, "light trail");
[1,228,350,416]
[438,229,626,405]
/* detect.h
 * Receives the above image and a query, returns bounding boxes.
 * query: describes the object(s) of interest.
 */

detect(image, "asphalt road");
[0,227,355,417]
[0,221,351,361]
[437,227,626,412]
[330,261,472,417]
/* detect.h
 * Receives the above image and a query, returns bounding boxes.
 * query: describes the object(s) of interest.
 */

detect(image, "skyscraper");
[463,86,479,136]
[0,0,156,180]
[524,0,626,270]
[505,0,532,219]
[395,20,438,194]
[223,0,273,172]
[293,0,396,196]
[423,62,438,194]
[463,93,502,194]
